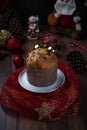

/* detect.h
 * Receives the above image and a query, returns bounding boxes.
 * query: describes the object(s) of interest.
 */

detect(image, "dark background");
[13,0,87,32]
[0,0,86,32]
[13,0,56,25]
[75,0,87,33]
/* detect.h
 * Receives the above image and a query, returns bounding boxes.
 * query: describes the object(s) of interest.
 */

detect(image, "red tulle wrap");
[0,61,80,121]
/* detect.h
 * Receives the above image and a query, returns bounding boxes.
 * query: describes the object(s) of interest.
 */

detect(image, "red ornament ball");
[43,34,57,45]
[7,37,22,53]
[13,55,24,68]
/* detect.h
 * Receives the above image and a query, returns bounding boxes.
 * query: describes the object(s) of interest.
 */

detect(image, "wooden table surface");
[0,26,87,130]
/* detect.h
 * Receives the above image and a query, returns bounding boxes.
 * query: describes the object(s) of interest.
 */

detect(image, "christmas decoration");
[34,44,41,49]
[34,43,60,58]
[13,55,24,68]
[70,41,87,51]
[47,12,58,26]
[47,0,82,39]
[0,29,12,47]
[35,102,54,120]
[6,37,22,53]
[66,50,87,72]
[42,33,57,45]
[27,15,40,40]
[0,1,22,37]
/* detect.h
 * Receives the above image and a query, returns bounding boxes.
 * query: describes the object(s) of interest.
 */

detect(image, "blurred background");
[13,0,56,25]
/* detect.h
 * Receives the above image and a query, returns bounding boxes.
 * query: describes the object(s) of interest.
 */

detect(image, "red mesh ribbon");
[0,61,80,121]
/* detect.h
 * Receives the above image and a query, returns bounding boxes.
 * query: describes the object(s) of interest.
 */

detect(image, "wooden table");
[0,27,87,130]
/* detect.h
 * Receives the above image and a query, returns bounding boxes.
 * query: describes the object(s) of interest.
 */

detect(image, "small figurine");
[48,0,82,39]
[27,15,40,40]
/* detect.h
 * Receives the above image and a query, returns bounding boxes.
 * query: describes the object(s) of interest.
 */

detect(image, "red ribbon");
[70,41,87,51]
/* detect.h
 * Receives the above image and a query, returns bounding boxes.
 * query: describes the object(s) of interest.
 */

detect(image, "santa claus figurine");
[48,0,82,39]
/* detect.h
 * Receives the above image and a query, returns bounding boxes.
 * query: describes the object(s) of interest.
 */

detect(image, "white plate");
[18,69,65,93]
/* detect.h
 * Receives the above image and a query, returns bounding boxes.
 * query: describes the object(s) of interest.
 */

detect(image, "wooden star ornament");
[34,102,54,120]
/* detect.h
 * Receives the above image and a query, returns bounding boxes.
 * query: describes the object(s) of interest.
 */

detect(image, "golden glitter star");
[35,102,54,120]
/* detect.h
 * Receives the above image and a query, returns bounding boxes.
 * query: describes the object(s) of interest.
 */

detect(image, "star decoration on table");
[34,101,55,120]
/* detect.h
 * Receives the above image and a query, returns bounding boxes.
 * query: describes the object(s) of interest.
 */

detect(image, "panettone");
[26,48,58,87]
